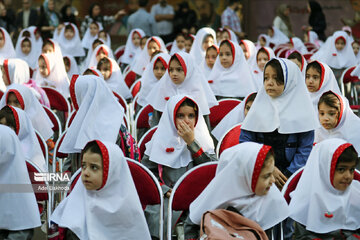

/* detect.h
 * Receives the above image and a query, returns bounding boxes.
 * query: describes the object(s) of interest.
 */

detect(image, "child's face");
[1,65,8,85]
[259,38,266,47]
[244,100,253,117]
[318,102,339,130]
[184,39,192,53]
[219,44,233,68]
[92,42,101,50]
[140,37,148,50]
[267,29,274,37]
[221,31,230,41]
[202,36,214,51]
[169,59,185,85]
[305,67,321,92]
[257,51,269,71]
[81,151,103,191]
[89,23,99,37]
[99,32,107,40]
[42,44,54,54]
[176,35,186,50]
[153,60,166,80]
[7,92,22,108]
[64,61,70,72]
[175,105,196,131]
[240,43,249,60]
[289,58,302,70]
[205,48,218,69]
[0,117,15,131]
[21,40,31,55]
[332,160,356,191]
[335,38,346,51]
[0,31,4,48]
[132,32,141,47]
[147,40,160,57]
[96,49,107,62]
[64,29,75,40]
[38,57,50,78]
[264,65,284,98]
[352,42,359,55]
[99,63,111,80]
[254,155,275,196]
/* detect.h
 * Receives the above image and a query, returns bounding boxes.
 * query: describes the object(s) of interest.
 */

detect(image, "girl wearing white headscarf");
[15,37,38,69]
[290,37,308,54]
[81,21,103,50]
[251,47,275,90]
[63,55,79,80]
[290,138,360,238]
[1,58,30,86]
[51,140,151,240]
[119,29,145,66]
[268,26,290,47]
[286,50,308,76]
[200,45,219,79]
[0,27,16,62]
[87,44,114,69]
[27,26,43,59]
[58,23,85,57]
[190,27,217,65]
[240,39,257,63]
[0,125,41,239]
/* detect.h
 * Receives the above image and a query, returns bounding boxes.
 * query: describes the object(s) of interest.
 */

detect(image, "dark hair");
[175,32,186,39]
[92,38,104,48]
[206,45,218,54]
[264,59,284,85]
[202,34,214,44]
[229,0,241,5]
[220,40,233,53]
[82,141,102,157]
[169,54,181,66]
[21,37,31,46]
[262,148,275,169]
[287,51,302,63]
[42,39,54,49]
[257,48,269,60]
[83,69,95,75]
[318,91,340,111]
[138,0,148,7]
[0,106,16,131]
[179,98,198,118]
[151,50,162,60]
[306,61,322,77]
[185,35,194,43]
[64,24,74,32]
[63,56,70,67]
[22,30,31,37]
[97,57,111,70]
[337,145,359,165]
[246,92,257,104]
[89,3,101,18]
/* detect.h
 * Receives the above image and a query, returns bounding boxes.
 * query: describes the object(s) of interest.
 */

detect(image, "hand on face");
[177,119,195,145]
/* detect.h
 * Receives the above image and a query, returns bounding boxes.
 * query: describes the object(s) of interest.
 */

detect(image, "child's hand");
[273,167,287,190]
[177,120,194,145]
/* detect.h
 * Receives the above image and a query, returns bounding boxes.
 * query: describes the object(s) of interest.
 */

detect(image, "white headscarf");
[207,40,256,98]
[199,45,219,80]
[0,125,41,231]
[290,37,308,54]
[131,36,168,76]
[289,138,360,233]
[120,29,145,65]
[15,37,39,69]
[27,26,43,59]
[58,23,85,57]
[146,52,218,115]
[81,21,103,50]
[189,142,289,230]
[268,26,289,47]
[87,44,115,69]
[242,58,320,133]
[0,83,54,140]
[251,47,275,90]
[307,31,322,48]
[63,55,79,80]
[145,95,214,168]
[240,39,257,64]
[137,52,170,107]
[51,140,151,239]
[190,27,217,65]
[256,34,270,48]
[311,31,357,69]
[286,50,308,76]
[0,27,16,62]
[98,31,111,48]
[2,58,30,85]
[212,92,256,140]
[59,75,125,153]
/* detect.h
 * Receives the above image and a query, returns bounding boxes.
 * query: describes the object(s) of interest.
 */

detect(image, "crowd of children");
[0,6,360,239]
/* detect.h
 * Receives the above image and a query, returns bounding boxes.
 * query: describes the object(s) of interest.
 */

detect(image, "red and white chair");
[42,87,71,128]
[124,70,138,89]
[43,105,63,138]
[340,66,360,111]
[130,79,141,98]
[215,123,242,159]
[114,45,125,61]
[209,98,241,129]
[35,130,49,168]
[138,126,157,160]
[134,104,154,141]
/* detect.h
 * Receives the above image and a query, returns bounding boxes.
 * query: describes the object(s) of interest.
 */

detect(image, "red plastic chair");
[215,123,242,159]
[112,91,128,113]
[114,45,125,60]
[43,106,62,137]
[134,104,154,139]
[304,42,318,52]
[130,79,141,98]
[124,71,137,89]
[53,130,68,173]
[167,162,218,239]
[340,66,360,109]
[35,130,49,166]
[166,42,173,52]
[42,87,71,125]
[138,126,157,159]
[303,53,313,61]
[0,90,3,99]
[209,99,241,128]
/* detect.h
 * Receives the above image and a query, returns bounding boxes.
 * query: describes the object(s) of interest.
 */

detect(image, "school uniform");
[15,37,39,70]
[81,22,103,50]
[239,39,257,64]
[0,27,16,62]
[63,55,80,80]
[2,58,30,86]
[119,29,145,66]
[58,23,85,58]
[268,26,289,47]
[190,27,217,65]
[251,47,275,90]
[87,44,115,69]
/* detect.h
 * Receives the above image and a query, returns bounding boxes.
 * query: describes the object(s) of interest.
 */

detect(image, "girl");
[96,56,132,100]
[289,138,360,238]
[220,28,238,44]
[212,92,257,141]
[240,39,257,63]
[87,44,114,69]
[140,36,150,50]
[82,67,103,78]
[315,91,360,154]
[305,60,341,110]
[82,38,105,71]
[41,39,68,77]
[201,44,218,78]
[119,29,145,67]
[59,75,139,172]
[0,27,16,61]
[170,32,186,55]
[142,95,216,238]
[252,47,275,90]
[81,21,102,50]
[352,40,360,64]
[289,37,308,54]
[63,55,80,80]
[26,26,43,60]
[184,34,194,53]
[287,50,307,75]
[0,125,41,240]
[98,30,111,47]
[15,37,38,70]
[240,58,319,186]
[267,26,289,47]
[207,40,256,99]
[187,142,289,239]
[58,23,85,58]
[304,30,322,48]
[190,27,217,65]
[51,140,151,239]
[0,105,47,172]
[1,58,30,86]
[256,34,270,49]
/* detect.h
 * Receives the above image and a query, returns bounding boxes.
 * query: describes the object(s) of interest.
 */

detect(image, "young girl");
[187,142,289,239]
[190,27,217,65]
[352,40,360,64]
[81,21,102,50]
[0,125,41,240]
[87,44,114,69]
[184,34,194,53]
[142,95,216,238]
[315,91,360,154]
[240,58,319,186]
[267,26,289,47]
[289,138,360,238]
[58,23,85,58]
[51,140,151,239]
[0,27,16,61]
[221,28,238,44]
[201,44,218,78]
[304,30,322,48]
[15,37,38,70]
[0,105,47,172]
[119,29,145,67]
[207,40,256,99]
[1,58,30,86]
[305,60,341,110]
[98,30,111,47]
[41,39,68,79]
[256,34,270,48]
[27,26,43,59]
[287,50,307,75]
[170,32,186,54]
[212,92,257,141]
[239,39,257,63]
[289,37,308,54]
[82,38,105,71]
[96,56,132,100]
[63,55,80,80]
[252,47,275,90]
[140,35,150,50]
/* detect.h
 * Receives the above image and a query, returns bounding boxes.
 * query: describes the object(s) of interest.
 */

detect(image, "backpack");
[199,209,269,240]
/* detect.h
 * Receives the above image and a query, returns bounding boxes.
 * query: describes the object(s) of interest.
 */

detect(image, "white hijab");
[207,40,256,98]
[145,95,214,168]
[289,138,360,233]
[59,75,125,153]
[169,39,186,55]
[0,125,41,231]
[58,23,85,57]
[87,44,115,69]
[98,31,111,48]
[0,83,54,140]
[251,47,275,90]
[27,26,43,59]
[240,39,257,64]
[51,140,151,240]
[15,37,39,69]
[190,27,217,65]
[307,31,322,47]
[2,58,30,85]
[242,58,320,134]
[0,27,16,62]
[350,63,360,78]
[311,31,357,69]
[290,37,308,54]
[63,55,79,80]
[137,52,171,107]
[268,26,289,47]
[199,45,218,80]
[119,29,145,65]
[81,21,103,50]
[146,52,218,115]
[189,142,289,230]
[81,38,105,71]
